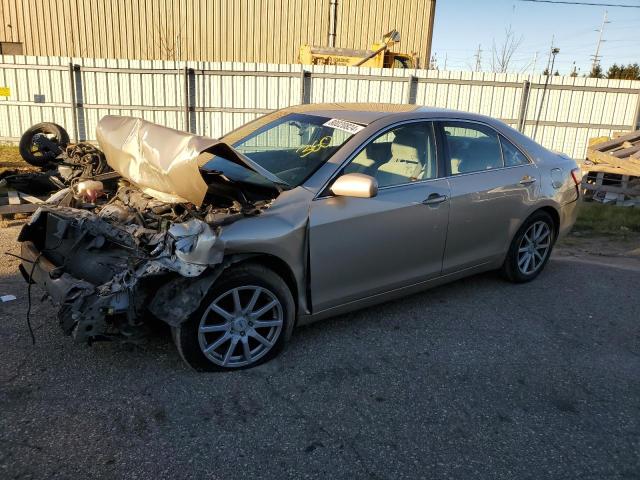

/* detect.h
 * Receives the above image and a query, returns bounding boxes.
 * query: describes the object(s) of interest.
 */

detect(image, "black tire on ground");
[18,122,70,167]
[501,210,556,283]
[172,263,295,372]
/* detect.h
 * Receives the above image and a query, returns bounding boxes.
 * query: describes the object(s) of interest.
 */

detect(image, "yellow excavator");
[299,30,417,69]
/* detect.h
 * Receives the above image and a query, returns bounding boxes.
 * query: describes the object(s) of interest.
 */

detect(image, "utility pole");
[444,53,448,71]
[544,35,555,75]
[591,10,609,72]
[474,44,482,72]
[531,51,538,76]
[534,46,560,140]
[429,53,438,70]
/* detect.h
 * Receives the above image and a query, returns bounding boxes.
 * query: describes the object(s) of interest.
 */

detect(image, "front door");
[308,121,450,312]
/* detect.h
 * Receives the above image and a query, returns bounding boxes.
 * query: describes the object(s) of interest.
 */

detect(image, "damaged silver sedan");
[19,104,580,371]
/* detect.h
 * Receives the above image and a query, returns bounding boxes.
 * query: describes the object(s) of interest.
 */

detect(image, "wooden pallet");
[581,171,640,206]
[0,189,46,216]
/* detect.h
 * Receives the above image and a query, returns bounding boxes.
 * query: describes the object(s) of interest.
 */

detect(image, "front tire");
[501,211,556,283]
[173,263,295,371]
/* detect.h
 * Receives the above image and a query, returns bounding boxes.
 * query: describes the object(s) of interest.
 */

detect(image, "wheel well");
[537,206,560,238]
[236,254,299,310]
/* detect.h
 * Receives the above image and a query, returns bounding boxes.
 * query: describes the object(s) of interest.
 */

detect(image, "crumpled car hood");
[96,115,282,206]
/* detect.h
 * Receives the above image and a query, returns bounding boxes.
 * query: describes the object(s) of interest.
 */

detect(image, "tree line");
[587,63,640,80]
[542,63,639,79]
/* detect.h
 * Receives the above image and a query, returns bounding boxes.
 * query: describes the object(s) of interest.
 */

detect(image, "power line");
[518,0,640,7]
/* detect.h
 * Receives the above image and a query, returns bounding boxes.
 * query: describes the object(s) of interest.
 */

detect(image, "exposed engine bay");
[18,116,281,343]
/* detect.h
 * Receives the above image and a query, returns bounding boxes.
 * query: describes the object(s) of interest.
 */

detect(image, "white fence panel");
[1,54,639,160]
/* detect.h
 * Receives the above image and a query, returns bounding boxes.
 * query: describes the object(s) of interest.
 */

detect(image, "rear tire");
[172,263,295,372]
[501,210,556,283]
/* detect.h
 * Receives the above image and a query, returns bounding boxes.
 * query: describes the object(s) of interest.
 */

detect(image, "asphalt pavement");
[1,224,639,479]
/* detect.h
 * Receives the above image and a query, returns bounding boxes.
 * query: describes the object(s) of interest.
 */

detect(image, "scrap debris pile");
[581,130,640,207]
[0,123,112,196]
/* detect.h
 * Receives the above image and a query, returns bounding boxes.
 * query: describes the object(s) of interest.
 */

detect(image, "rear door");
[308,121,450,312]
[438,120,539,273]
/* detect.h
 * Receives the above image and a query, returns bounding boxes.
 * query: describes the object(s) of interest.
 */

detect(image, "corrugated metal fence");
[1,55,639,159]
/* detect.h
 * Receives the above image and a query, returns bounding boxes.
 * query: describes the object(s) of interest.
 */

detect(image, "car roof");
[280,103,498,126]
[283,103,420,124]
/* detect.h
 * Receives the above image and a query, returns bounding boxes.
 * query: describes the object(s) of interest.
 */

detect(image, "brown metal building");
[0,0,436,66]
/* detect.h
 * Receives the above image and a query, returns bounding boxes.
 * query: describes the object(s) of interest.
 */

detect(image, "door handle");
[421,193,448,205]
[519,175,537,185]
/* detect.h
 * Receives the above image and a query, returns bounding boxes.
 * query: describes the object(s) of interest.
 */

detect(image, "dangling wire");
[25,253,42,345]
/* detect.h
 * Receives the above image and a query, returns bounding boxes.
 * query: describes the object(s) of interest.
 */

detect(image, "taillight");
[570,168,582,186]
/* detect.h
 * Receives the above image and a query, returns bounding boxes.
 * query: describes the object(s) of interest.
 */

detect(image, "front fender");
[147,269,225,327]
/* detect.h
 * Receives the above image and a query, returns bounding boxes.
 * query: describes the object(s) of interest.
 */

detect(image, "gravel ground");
[1,222,639,480]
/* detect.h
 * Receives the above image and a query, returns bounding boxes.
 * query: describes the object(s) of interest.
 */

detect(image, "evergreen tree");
[606,63,640,80]
[588,64,603,79]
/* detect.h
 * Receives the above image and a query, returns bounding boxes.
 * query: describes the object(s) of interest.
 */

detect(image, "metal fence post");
[405,75,418,104]
[68,62,79,142]
[186,68,196,134]
[300,70,311,104]
[517,80,531,133]
[183,66,191,132]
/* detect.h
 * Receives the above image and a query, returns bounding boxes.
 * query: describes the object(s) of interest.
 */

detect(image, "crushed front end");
[18,191,238,341]
[17,115,280,343]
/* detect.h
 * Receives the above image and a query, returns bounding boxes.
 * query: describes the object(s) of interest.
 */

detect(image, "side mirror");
[330,173,378,198]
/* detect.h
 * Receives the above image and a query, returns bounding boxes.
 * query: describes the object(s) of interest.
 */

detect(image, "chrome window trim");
[376,175,447,192]
[442,162,536,180]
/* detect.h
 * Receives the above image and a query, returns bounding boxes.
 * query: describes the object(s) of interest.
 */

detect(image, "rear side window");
[500,136,529,167]
[441,122,503,175]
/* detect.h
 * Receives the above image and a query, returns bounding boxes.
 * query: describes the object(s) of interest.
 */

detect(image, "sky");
[431,0,640,75]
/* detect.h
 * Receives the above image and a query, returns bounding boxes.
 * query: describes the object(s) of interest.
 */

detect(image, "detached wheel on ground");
[502,210,556,283]
[173,263,295,371]
[19,122,70,168]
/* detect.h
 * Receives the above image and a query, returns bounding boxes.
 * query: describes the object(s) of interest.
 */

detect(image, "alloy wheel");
[517,221,552,275]
[198,286,283,368]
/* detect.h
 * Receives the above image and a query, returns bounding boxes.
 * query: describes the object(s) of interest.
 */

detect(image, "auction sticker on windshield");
[323,118,365,134]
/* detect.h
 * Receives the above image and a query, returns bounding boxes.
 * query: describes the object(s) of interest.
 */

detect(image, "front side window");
[344,122,437,187]
[205,113,361,187]
[442,122,503,175]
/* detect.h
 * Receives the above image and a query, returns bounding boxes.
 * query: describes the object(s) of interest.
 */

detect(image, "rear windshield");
[203,113,362,187]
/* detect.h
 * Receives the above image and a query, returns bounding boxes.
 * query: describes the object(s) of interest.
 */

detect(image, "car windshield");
[202,113,362,187]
